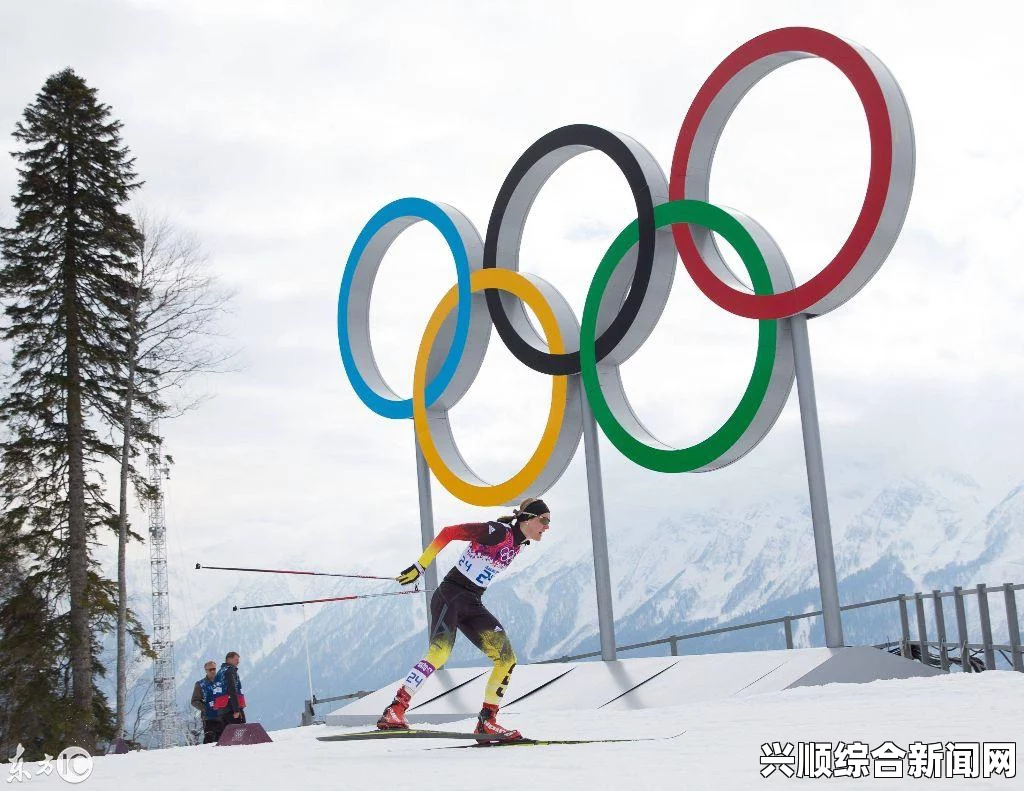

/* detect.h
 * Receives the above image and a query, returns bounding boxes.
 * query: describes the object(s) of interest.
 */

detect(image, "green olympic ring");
[581,200,786,473]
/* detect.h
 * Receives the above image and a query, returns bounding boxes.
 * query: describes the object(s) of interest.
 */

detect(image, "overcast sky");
[2,0,1023,627]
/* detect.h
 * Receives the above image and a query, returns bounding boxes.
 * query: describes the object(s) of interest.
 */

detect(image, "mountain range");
[109,465,1024,739]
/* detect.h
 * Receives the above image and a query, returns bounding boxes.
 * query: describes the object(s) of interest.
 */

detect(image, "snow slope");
[25,672,1023,790]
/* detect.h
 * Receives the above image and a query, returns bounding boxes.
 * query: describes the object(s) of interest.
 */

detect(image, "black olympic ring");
[482,124,670,376]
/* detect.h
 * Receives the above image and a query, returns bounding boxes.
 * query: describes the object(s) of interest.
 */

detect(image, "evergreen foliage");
[0,67,151,754]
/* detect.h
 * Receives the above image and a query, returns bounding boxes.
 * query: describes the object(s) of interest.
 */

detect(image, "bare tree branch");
[114,209,237,735]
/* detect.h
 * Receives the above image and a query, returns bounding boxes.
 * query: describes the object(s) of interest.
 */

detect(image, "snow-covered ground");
[17,673,1023,790]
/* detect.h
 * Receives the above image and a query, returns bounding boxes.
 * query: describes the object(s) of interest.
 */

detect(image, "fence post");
[976,583,997,670]
[898,594,912,658]
[669,638,679,657]
[914,593,930,666]
[954,585,970,672]
[1004,583,1023,672]
[784,617,794,650]
[932,590,949,671]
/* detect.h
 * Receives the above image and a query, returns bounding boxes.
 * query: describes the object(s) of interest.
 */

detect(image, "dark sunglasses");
[530,515,550,525]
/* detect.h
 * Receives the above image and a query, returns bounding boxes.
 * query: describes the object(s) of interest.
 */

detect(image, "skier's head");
[513,497,550,542]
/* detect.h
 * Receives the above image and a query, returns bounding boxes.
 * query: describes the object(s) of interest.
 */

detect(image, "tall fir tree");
[0,68,146,752]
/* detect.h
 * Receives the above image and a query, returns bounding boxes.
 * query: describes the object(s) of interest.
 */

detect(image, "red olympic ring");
[670,27,913,320]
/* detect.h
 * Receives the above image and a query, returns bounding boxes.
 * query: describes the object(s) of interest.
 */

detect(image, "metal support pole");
[789,315,844,648]
[898,594,912,659]
[580,392,616,661]
[1004,583,1023,672]
[301,604,316,709]
[976,583,996,670]
[914,593,929,666]
[414,437,438,643]
[954,586,970,672]
[669,638,679,657]
[932,590,949,671]
[784,617,794,650]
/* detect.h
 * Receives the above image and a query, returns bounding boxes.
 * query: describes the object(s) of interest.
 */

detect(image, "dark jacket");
[214,662,244,715]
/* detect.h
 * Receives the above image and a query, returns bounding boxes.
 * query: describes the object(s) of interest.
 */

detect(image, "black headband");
[518,499,549,519]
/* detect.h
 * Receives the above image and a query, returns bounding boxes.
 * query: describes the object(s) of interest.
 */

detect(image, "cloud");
[564,218,619,243]
[2,0,1022,623]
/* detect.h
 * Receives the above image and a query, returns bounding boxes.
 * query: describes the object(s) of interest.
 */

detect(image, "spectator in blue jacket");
[214,651,246,725]
[191,660,224,743]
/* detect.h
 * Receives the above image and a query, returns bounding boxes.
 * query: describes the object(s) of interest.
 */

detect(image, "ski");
[433,731,686,749]
[316,728,515,742]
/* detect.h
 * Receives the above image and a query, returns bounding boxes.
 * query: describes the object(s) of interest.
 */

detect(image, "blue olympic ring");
[336,197,475,419]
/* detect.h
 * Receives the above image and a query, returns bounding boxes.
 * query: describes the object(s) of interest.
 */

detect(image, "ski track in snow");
[22,673,1023,790]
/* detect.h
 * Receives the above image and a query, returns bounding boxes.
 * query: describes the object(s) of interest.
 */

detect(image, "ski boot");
[474,703,521,742]
[376,687,411,730]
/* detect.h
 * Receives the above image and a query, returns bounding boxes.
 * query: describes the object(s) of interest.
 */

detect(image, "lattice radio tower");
[148,431,177,749]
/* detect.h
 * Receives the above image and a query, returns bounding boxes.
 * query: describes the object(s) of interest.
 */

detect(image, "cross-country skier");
[377,497,551,740]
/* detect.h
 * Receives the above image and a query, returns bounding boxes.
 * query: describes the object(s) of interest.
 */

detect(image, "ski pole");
[232,588,434,611]
[196,562,395,581]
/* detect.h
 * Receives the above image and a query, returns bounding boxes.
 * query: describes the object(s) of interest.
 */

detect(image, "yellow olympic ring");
[413,269,567,506]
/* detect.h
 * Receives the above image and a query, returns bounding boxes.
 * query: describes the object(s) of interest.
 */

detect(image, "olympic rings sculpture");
[337,27,915,507]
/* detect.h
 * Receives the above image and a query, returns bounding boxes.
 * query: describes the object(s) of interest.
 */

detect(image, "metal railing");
[300,580,1023,723]
[888,583,1024,672]
[539,581,1024,672]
